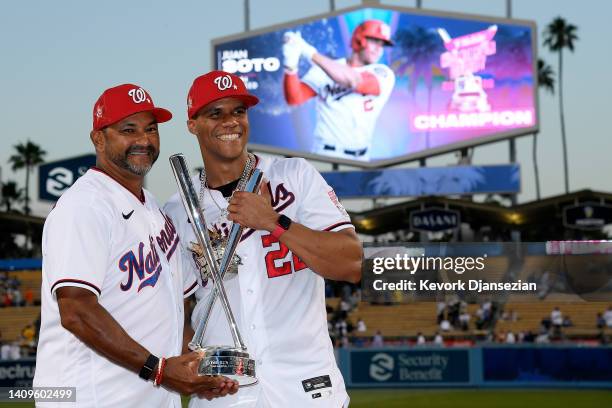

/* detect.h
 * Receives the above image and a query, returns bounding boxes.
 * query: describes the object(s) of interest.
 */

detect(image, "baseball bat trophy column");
[170,154,261,386]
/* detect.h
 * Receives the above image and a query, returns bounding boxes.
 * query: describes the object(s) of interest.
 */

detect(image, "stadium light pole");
[417,0,424,165]
[244,0,250,31]
[506,0,518,206]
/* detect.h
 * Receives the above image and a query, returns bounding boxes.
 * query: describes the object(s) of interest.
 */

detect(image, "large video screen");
[213,5,537,167]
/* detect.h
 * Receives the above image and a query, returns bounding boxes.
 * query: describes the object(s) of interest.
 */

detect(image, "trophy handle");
[189,169,263,350]
[170,154,251,351]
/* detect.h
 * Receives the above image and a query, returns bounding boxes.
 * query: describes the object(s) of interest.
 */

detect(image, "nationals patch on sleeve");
[328,190,349,217]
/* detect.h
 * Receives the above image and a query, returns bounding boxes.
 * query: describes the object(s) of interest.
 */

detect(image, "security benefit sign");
[350,349,470,386]
[38,154,96,202]
[410,208,460,232]
[563,202,612,230]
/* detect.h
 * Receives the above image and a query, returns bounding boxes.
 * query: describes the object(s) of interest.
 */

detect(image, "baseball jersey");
[302,58,395,154]
[34,168,197,408]
[164,156,353,408]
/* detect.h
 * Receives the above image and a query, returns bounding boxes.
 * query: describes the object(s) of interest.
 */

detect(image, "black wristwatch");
[139,354,159,380]
[272,214,292,239]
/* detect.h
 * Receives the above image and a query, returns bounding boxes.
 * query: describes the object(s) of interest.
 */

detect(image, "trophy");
[169,154,261,386]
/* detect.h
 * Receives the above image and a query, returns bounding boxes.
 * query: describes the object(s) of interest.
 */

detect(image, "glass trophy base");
[197,346,257,387]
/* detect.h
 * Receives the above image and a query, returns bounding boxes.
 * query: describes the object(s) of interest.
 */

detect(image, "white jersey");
[302,58,395,158]
[34,168,197,408]
[164,156,353,408]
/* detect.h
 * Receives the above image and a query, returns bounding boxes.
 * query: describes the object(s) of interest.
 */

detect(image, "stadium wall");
[3,347,612,388]
[337,346,612,389]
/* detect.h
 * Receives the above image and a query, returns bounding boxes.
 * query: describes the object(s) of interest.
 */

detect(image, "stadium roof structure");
[0,211,45,236]
[350,189,612,241]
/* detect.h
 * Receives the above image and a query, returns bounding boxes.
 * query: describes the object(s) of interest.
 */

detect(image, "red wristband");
[154,357,166,387]
[271,224,287,240]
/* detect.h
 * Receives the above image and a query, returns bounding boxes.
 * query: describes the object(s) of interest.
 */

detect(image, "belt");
[323,144,367,157]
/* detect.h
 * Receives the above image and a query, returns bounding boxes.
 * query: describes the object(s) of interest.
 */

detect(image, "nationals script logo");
[118,211,180,292]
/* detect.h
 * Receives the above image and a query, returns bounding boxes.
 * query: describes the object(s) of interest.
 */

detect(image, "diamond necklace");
[198,152,256,219]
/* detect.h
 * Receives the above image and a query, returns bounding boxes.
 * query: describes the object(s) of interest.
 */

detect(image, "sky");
[1,0,610,217]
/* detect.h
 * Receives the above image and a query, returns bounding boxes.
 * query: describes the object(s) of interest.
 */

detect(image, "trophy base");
[197,346,258,387]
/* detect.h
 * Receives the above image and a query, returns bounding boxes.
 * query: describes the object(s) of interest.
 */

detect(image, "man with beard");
[34,84,238,407]
[164,71,362,407]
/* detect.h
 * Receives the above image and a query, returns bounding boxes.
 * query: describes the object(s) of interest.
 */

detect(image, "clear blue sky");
[1,0,609,216]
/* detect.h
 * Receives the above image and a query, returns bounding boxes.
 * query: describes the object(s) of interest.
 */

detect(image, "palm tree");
[1,181,24,212]
[393,26,444,149]
[543,17,578,194]
[8,140,47,215]
[533,58,555,200]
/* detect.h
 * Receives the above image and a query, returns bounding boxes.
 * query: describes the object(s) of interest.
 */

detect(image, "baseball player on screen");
[34,84,238,407]
[282,20,396,161]
[164,70,363,407]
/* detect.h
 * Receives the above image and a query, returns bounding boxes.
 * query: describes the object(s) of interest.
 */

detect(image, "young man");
[283,20,396,161]
[164,71,363,407]
[34,84,237,407]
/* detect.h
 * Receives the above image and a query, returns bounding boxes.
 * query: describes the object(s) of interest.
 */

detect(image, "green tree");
[1,181,24,212]
[533,58,555,200]
[543,17,578,194]
[393,26,444,149]
[8,140,47,214]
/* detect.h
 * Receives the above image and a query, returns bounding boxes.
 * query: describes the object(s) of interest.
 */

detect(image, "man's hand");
[226,181,277,232]
[162,352,239,397]
[284,31,317,62]
[283,32,302,73]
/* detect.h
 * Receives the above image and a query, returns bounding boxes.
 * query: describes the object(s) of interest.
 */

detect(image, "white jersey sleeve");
[42,195,111,297]
[301,59,344,95]
[294,159,353,232]
[367,63,395,99]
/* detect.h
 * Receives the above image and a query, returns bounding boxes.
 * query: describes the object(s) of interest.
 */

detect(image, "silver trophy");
[170,154,261,386]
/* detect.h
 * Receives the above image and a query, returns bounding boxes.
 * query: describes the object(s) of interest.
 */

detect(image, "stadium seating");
[7,269,41,303]
[496,301,610,335]
[0,306,40,341]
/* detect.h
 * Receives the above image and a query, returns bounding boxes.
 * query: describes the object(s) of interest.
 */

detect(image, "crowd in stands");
[325,281,362,347]
[325,281,612,348]
[436,298,497,332]
[597,306,612,329]
[0,316,39,360]
[0,271,33,307]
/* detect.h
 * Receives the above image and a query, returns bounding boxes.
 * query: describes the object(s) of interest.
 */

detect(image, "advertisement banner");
[349,349,470,386]
[213,5,537,167]
[483,348,612,382]
[321,164,519,197]
[410,208,461,232]
[0,359,35,388]
[38,154,96,202]
[563,202,612,230]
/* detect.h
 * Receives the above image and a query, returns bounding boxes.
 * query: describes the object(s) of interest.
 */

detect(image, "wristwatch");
[271,214,292,239]
[138,354,159,380]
